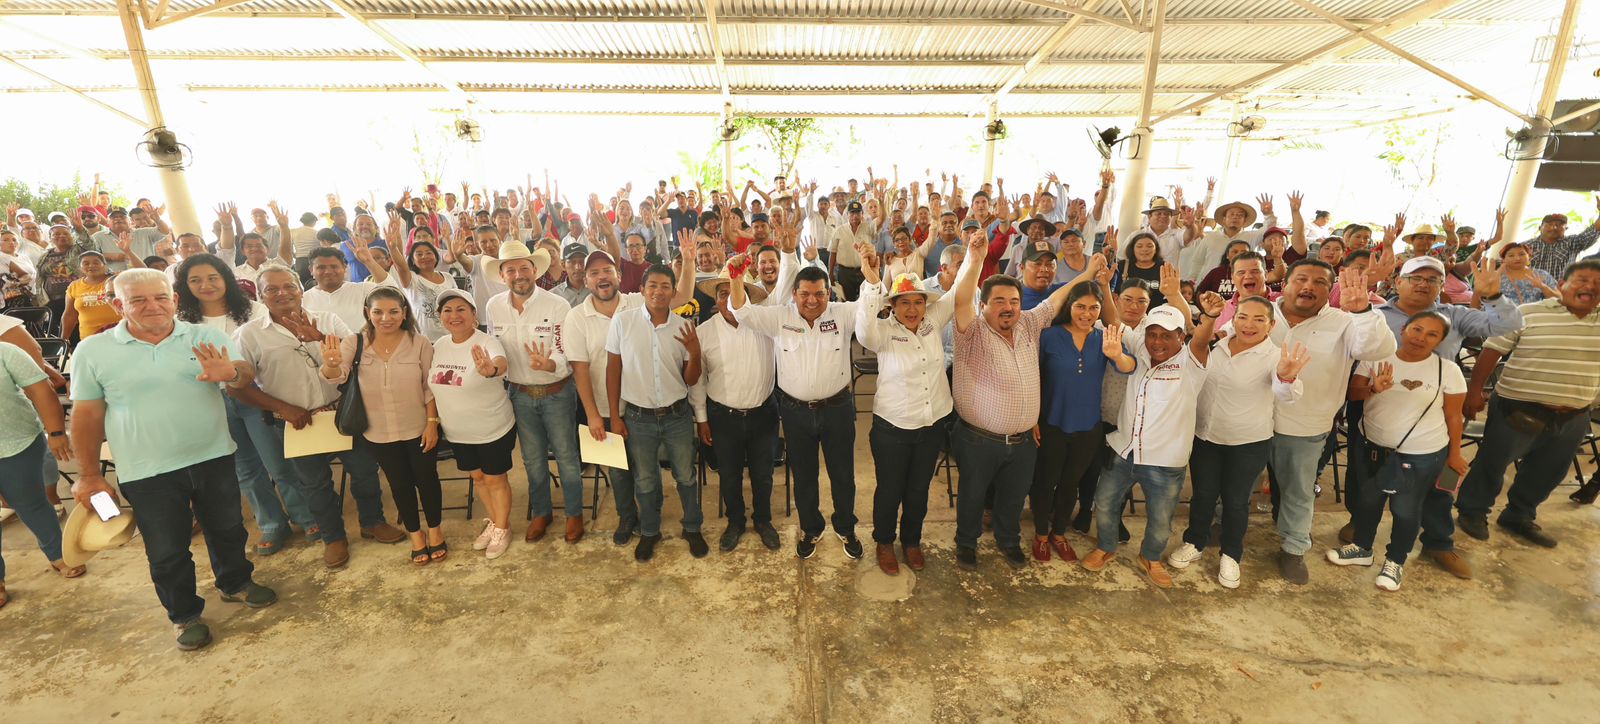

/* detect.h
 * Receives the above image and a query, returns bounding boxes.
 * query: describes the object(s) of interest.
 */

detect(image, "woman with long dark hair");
[176,255,316,554]
[321,286,444,566]
[1114,231,1168,307]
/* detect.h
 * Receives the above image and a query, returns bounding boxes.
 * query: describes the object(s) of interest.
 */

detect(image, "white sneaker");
[485,526,511,559]
[1166,542,1202,569]
[53,502,66,517]
[1375,559,1403,591]
[0,507,14,524]
[472,519,495,551]
[1217,554,1241,589]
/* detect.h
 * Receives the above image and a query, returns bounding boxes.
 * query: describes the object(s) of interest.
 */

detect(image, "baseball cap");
[562,242,588,260]
[434,288,475,312]
[961,218,982,231]
[1400,256,1446,276]
[14,207,33,219]
[1543,213,1569,224]
[749,212,769,223]
[1144,306,1186,331]
[846,200,863,213]
[1457,226,1476,236]
[1022,241,1057,263]
[584,249,617,269]
[1263,226,1289,238]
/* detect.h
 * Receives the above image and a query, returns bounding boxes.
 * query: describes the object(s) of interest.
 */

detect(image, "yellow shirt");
[67,278,121,339]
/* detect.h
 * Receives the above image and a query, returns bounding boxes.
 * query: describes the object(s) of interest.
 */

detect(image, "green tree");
[730,116,822,179]
[0,174,122,218]
[1375,121,1447,214]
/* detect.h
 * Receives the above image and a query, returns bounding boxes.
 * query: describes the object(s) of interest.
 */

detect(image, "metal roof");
[0,0,1593,137]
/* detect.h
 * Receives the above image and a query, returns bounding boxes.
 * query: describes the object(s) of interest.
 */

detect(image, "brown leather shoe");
[323,539,350,569]
[564,516,584,544]
[525,515,553,542]
[875,544,900,575]
[903,546,925,571]
[1137,556,1174,588]
[1338,522,1355,545]
[1426,549,1472,579]
[1081,549,1113,571]
[360,523,406,544]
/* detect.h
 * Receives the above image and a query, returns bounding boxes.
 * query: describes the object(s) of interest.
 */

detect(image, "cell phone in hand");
[1436,467,1463,495]
[90,490,121,522]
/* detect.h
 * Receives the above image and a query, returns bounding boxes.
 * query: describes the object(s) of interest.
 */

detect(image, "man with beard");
[1265,259,1394,584]
[566,249,694,546]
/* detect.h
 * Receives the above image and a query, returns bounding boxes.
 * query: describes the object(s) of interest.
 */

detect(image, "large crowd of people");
[0,170,1598,651]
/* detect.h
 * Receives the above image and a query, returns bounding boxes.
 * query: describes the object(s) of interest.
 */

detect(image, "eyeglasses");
[1401,274,1444,287]
[291,342,320,368]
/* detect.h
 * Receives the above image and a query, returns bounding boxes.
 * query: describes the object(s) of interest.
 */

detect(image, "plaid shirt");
[952,299,1057,435]
[1523,224,1600,279]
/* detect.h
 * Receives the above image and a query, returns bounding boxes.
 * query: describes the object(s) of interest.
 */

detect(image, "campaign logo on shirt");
[818,320,838,334]
[891,335,910,343]
[431,365,467,387]
[781,324,806,334]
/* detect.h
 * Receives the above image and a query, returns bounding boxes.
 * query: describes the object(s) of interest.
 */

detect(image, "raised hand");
[1256,193,1274,217]
[192,343,238,383]
[1206,176,1217,190]
[1276,341,1310,382]
[674,323,700,358]
[1441,212,1457,235]
[1339,269,1372,313]
[470,344,498,377]
[1287,190,1304,212]
[214,203,232,222]
[1198,291,1225,318]
[1368,243,1397,282]
[320,334,343,371]
[1101,321,1125,357]
[1102,225,1119,254]
[1369,361,1395,394]
[1158,262,1183,303]
[525,340,553,373]
[965,226,988,259]
[1473,253,1502,298]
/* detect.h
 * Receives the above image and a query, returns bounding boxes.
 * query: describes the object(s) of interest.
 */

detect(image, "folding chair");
[3,306,52,337]
[433,442,476,519]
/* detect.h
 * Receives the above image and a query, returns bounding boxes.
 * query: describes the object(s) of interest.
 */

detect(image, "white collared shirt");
[1178,218,1277,282]
[828,223,874,268]
[233,262,267,285]
[469,255,510,311]
[604,305,691,408]
[485,287,572,385]
[301,278,398,335]
[733,294,860,401]
[855,282,955,429]
[1194,335,1303,445]
[1105,340,1209,468]
[232,310,351,410]
[1266,301,1396,436]
[688,312,776,421]
[563,292,645,416]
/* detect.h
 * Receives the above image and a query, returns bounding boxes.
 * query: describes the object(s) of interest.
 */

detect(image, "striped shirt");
[1522,225,1600,279]
[1483,298,1600,409]
[952,299,1057,435]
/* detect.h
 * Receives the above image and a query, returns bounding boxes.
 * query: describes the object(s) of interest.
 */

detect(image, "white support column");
[1116,0,1167,237]
[1499,0,1583,254]
[1215,100,1243,205]
[982,101,998,185]
[116,0,201,238]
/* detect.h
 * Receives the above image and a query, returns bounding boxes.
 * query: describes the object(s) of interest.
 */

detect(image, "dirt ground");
[3,403,1598,722]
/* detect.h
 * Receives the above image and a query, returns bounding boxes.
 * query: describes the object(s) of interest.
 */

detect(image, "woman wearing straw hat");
[0,338,79,607]
[855,241,980,574]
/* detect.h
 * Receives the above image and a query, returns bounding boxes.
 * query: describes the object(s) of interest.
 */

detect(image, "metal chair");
[433,441,477,519]
[3,306,52,337]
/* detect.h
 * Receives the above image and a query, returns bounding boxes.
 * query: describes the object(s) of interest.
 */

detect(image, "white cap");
[1400,256,1446,276]
[14,207,33,219]
[1143,305,1187,331]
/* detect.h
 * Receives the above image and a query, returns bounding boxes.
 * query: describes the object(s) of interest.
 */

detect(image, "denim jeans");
[510,384,585,518]
[953,422,1037,550]
[708,398,778,529]
[119,455,255,625]
[0,435,62,580]
[624,404,702,537]
[1353,447,1448,564]
[225,397,314,542]
[1183,437,1270,562]
[1268,431,1329,556]
[1094,452,1185,561]
[279,416,385,542]
[778,394,858,539]
[1457,394,1593,525]
[868,414,951,547]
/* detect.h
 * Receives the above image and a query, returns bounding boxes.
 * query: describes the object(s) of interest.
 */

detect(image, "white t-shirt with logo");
[1357,354,1465,455]
[428,329,515,444]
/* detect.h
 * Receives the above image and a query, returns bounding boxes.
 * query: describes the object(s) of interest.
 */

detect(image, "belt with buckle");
[778,387,850,410]
[710,398,765,416]
[515,376,568,399]
[626,399,689,417]
[960,420,1032,446]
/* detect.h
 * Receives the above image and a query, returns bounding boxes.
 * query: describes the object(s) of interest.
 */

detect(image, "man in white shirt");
[604,264,705,562]
[1179,196,1279,282]
[828,201,873,302]
[689,270,780,553]
[220,203,295,285]
[1306,210,1334,244]
[732,261,864,561]
[485,242,587,544]
[300,246,398,333]
[1083,300,1219,588]
[1266,258,1396,584]
[1138,197,1192,266]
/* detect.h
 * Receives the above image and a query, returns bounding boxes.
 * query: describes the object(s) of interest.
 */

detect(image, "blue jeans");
[0,435,62,580]
[1269,431,1328,556]
[510,383,584,518]
[225,398,314,542]
[624,404,702,537]
[952,422,1037,549]
[1094,452,1185,561]
[280,423,387,542]
[119,455,255,625]
[1458,395,1593,524]
[1353,447,1447,565]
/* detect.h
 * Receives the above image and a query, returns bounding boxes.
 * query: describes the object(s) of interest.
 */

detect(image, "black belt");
[778,387,850,410]
[960,420,1033,446]
[626,400,689,417]
[709,398,766,416]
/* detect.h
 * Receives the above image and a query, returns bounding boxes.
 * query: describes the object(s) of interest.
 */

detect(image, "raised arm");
[1288,190,1308,257]
[952,227,987,333]
[270,201,294,265]
[216,202,236,251]
[1190,291,1223,365]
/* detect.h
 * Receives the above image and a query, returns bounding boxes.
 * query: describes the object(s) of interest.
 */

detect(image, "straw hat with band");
[883,273,943,303]
[1403,224,1440,243]
[1142,197,1175,215]
[696,268,769,304]
[61,504,138,567]
[483,242,552,279]
[1212,201,1257,228]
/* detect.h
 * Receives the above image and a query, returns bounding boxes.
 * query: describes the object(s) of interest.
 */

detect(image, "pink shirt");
[952,299,1056,435]
[331,332,435,444]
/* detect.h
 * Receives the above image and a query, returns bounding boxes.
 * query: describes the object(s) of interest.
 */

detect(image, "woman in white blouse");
[376,215,456,341]
[855,243,978,575]
[1166,296,1309,588]
[1329,310,1466,592]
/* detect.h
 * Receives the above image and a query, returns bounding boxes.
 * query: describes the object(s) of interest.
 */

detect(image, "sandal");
[50,560,87,579]
[429,541,449,562]
[255,537,286,556]
[410,547,431,566]
[0,583,9,609]
[304,525,321,543]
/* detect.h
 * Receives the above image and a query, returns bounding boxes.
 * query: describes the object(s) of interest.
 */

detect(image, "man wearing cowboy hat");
[70,268,276,651]
[1178,194,1278,282]
[566,249,696,546]
[486,242,588,544]
[999,216,1055,275]
[1139,196,1193,267]
[689,261,781,553]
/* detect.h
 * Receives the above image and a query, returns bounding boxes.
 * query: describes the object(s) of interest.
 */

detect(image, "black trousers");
[868,414,952,546]
[365,437,442,533]
[778,393,857,538]
[708,398,779,528]
[1029,423,1106,536]
[120,455,254,625]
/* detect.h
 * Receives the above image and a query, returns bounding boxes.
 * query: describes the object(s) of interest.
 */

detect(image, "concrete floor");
[4,400,1599,722]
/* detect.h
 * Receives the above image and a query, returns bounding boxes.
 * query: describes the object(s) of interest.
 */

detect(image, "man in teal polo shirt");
[69,269,279,652]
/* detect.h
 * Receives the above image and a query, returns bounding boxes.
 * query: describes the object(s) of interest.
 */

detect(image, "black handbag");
[333,333,368,436]
[1362,357,1441,472]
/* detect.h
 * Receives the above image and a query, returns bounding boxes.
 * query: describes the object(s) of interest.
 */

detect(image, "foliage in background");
[1523,191,1598,232]
[1375,120,1448,216]
[730,116,822,180]
[0,175,123,217]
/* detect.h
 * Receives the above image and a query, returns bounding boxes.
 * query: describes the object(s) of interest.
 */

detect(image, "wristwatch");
[48,431,66,438]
